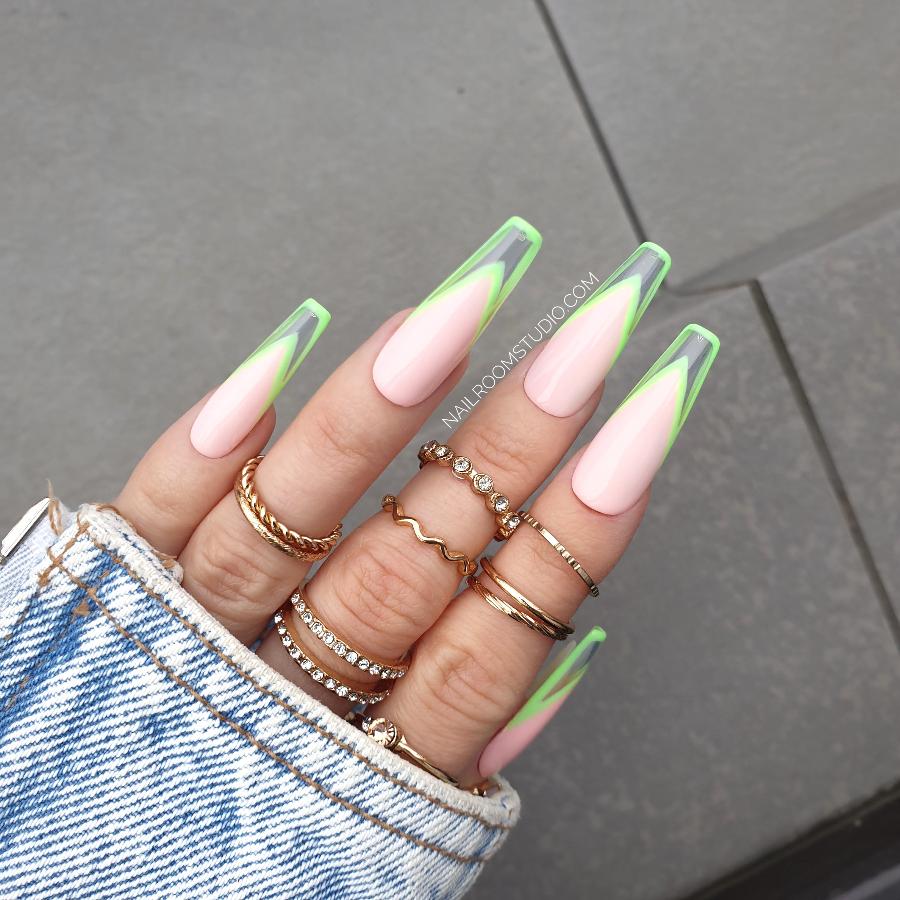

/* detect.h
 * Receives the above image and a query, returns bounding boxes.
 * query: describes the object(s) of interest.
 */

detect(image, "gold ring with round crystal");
[274,602,390,704]
[417,440,514,529]
[480,556,573,639]
[235,455,342,562]
[289,586,409,680]
[355,714,459,785]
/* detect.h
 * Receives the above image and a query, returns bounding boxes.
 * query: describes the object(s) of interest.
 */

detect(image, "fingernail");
[477,626,606,778]
[190,299,331,458]
[572,324,719,515]
[524,242,670,417]
[372,217,542,407]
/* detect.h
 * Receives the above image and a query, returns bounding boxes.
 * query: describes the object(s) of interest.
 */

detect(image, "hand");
[113,219,717,787]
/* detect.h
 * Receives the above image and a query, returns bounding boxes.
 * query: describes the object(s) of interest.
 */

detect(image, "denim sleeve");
[0,503,520,899]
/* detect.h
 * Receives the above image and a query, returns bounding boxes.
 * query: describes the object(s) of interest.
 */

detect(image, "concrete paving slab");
[544,0,900,289]
[762,209,900,606]
[0,0,636,519]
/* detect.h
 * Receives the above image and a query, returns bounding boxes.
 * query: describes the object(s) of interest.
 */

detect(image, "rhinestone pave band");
[288,587,409,680]
[418,440,517,536]
[274,602,390,704]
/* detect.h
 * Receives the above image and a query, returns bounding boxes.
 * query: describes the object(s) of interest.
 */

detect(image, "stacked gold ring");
[235,456,342,562]
[480,557,573,638]
[289,586,409,680]
[274,602,391,704]
[468,557,572,641]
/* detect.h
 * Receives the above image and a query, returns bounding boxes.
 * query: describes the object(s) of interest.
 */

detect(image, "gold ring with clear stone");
[417,439,515,531]
[288,586,409,680]
[348,713,497,796]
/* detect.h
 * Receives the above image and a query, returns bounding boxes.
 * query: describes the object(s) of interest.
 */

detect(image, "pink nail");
[190,300,330,459]
[478,627,605,778]
[571,325,719,515]
[372,217,541,407]
[524,243,669,417]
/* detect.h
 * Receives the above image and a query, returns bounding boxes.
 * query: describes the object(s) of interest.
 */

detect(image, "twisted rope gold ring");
[235,455,342,562]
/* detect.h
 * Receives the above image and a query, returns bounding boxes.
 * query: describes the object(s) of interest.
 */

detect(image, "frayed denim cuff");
[0,503,520,899]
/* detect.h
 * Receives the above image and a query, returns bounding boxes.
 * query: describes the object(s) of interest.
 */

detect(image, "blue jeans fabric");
[0,504,520,898]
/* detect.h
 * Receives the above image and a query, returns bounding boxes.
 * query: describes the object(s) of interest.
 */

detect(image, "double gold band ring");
[235,456,342,562]
[480,556,573,639]
[467,559,571,642]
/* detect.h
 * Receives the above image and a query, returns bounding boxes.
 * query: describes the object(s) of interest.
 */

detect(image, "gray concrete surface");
[545,0,900,290]
[1,3,898,899]
[763,210,900,604]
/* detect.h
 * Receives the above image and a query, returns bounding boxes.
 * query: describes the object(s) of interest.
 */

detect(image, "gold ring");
[347,713,497,797]
[417,440,514,530]
[480,556,573,639]
[518,512,599,597]
[351,713,462,786]
[289,586,409,680]
[235,456,342,562]
[359,715,458,785]
[274,602,390,704]
[381,494,476,577]
[467,574,565,640]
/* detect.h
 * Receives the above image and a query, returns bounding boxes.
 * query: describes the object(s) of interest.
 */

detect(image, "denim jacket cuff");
[0,501,520,899]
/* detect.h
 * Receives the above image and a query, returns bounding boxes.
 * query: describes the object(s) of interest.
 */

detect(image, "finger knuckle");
[304,404,370,475]
[331,539,433,642]
[188,524,276,609]
[468,426,534,486]
[416,635,520,729]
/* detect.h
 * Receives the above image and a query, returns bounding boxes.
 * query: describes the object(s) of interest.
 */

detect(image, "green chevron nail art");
[190,298,330,458]
[477,627,606,777]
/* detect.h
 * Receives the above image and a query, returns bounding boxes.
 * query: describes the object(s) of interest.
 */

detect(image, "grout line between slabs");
[750,280,900,652]
[533,0,648,244]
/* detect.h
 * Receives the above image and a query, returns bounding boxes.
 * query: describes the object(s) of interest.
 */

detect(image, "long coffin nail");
[372,217,542,407]
[572,324,719,515]
[524,242,670,417]
[477,626,606,778]
[190,299,331,458]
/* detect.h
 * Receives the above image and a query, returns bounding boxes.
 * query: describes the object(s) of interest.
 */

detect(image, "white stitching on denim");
[84,531,511,832]
[53,555,492,866]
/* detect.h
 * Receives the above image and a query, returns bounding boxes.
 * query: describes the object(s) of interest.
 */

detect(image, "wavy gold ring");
[380,494,476,577]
